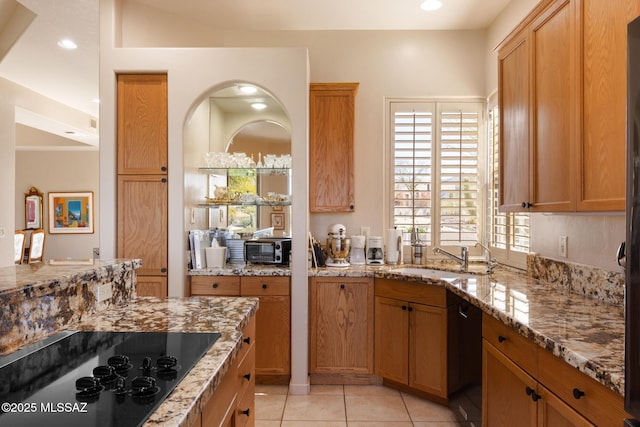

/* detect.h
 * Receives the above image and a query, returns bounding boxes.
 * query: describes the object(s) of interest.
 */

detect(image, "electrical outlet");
[96,283,112,303]
[93,248,100,258]
[360,227,371,237]
[559,235,568,258]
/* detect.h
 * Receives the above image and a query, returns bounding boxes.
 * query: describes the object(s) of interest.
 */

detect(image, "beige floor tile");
[256,384,289,395]
[255,421,281,427]
[309,384,344,395]
[344,384,401,397]
[281,422,347,427]
[348,422,413,427]
[401,392,459,422]
[283,395,346,421]
[345,394,411,422]
[255,393,287,420]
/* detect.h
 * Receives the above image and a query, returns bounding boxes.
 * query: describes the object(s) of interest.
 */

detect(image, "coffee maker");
[366,236,384,265]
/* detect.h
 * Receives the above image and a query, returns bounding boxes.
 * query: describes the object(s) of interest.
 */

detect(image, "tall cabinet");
[498,0,639,212]
[116,74,169,297]
[309,83,359,213]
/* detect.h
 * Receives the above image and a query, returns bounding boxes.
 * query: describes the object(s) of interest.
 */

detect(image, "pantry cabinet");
[374,279,480,403]
[498,0,578,212]
[482,313,628,426]
[116,74,168,297]
[309,277,374,378]
[190,275,290,384]
[309,83,358,213]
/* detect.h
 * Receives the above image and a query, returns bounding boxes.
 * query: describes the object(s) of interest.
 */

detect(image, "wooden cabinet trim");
[190,276,241,296]
[482,314,538,376]
[240,276,290,296]
[375,278,447,307]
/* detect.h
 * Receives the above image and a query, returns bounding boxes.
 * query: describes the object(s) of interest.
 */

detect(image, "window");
[389,100,484,251]
[487,103,529,267]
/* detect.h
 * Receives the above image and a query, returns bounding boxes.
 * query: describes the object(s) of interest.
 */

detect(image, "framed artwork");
[48,192,94,234]
[25,187,43,230]
[271,213,284,230]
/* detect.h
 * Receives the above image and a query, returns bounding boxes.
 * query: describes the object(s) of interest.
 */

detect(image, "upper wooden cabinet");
[499,0,578,212]
[309,83,358,213]
[579,0,640,211]
[499,0,636,212]
[117,74,168,175]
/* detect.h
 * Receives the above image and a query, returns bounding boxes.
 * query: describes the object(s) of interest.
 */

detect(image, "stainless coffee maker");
[366,236,384,265]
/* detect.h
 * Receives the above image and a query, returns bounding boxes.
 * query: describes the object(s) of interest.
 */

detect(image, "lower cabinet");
[482,313,627,426]
[374,279,480,403]
[309,277,374,380]
[135,276,167,298]
[201,316,256,427]
[190,275,291,384]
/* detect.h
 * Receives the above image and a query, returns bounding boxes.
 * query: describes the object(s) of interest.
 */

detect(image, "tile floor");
[255,383,482,427]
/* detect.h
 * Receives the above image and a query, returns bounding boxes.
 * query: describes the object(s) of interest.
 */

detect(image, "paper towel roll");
[386,229,402,265]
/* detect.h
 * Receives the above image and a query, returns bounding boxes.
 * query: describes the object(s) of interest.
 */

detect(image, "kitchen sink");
[388,267,477,280]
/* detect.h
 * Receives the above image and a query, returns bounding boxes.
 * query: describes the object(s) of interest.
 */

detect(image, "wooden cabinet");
[116,74,168,297]
[482,313,627,426]
[190,275,291,384]
[498,0,578,212]
[579,0,640,210]
[201,316,256,427]
[309,277,374,378]
[117,74,168,175]
[374,279,480,403]
[309,83,358,213]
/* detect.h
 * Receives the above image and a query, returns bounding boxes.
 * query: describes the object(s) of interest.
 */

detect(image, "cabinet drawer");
[538,348,629,426]
[238,316,256,363]
[482,313,537,376]
[237,344,256,397]
[375,278,447,307]
[190,276,240,296]
[234,378,255,427]
[241,276,290,296]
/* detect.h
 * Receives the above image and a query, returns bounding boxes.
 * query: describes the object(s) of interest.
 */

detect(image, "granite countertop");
[319,261,625,396]
[73,296,259,427]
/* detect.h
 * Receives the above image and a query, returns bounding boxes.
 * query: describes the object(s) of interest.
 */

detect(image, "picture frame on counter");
[25,186,43,230]
[48,191,94,234]
[271,212,284,230]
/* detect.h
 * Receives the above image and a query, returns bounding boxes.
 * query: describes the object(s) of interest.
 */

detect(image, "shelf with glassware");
[198,166,292,235]
[197,167,291,208]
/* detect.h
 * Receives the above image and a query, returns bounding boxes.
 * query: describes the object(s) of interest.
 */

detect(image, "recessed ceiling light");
[57,39,77,49]
[420,0,442,11]
[251,102,267,110]
[239,85,258,94]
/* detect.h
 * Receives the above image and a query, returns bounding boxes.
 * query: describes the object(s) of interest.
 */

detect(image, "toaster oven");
[244,238,291,265]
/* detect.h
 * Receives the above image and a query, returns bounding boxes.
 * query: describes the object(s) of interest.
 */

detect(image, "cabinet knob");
[243,373,251,381]
[408,306,413,312]
[161,268,167,273]
[402,305,407,311]
[521,201,532,208]
[243,336,251,345]
[525,386,540,401]
[161,166,167,172]
[241,409,250,417]
[212,283,218,288]
[340,284,345,289]
[349,204,355,210]
[572,388,585,399]
[262,283,268,289]
[498,335,507,343]
[161,177,167,183]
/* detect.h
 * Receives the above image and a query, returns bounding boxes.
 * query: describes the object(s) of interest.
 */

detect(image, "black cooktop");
[0,330,221,427]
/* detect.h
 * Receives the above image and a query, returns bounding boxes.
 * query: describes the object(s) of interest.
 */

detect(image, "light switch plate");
[559,235,568,258]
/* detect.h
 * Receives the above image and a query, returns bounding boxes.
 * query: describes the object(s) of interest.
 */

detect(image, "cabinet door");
[538,386,594,427]
[117,74,168,175]
[409,302,447,398]
[530,0,577,211]
[136,276,167,298]
[374,296,409,383]
[483,341,537,427]
[579,0,640,211]
[310,278,374,374]
[499,30,531,212]
[117,175,168,276]
[251,295,290,378]
[309,83,358,212]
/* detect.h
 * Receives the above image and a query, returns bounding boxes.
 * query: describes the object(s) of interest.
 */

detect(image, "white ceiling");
[0,0,511,146]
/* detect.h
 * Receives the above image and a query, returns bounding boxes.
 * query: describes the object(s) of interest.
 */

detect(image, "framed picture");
[48,192,94,234]
[25,187,43,230]
[271,212,284,230]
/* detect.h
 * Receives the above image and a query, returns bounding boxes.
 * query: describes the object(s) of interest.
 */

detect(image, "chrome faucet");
[475,242,498,274]
[432,246,469,271]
